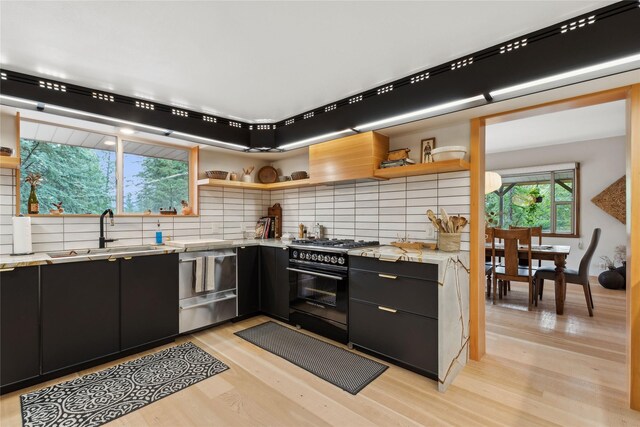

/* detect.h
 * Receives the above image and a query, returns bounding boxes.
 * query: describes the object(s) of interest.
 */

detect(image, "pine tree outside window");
[19,120,195,216]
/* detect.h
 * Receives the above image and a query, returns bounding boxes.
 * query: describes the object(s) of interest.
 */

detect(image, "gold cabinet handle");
[123,257,133,260]
[378,273,397,280]
[0,267,16,272]
[378,306,397,313]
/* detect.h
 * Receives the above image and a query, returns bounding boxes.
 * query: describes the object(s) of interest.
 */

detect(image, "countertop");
[348,245,466,264]
[0,239,466,269]
[0,238,290,269]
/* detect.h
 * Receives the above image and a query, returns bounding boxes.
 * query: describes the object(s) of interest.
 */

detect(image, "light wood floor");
[2,280,639,426]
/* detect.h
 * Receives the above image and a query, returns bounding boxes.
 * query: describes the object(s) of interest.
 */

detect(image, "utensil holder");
[438,233,461,252]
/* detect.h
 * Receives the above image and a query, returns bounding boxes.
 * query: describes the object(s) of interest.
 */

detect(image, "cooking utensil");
[258,166,278,183]
[440,208,450,232]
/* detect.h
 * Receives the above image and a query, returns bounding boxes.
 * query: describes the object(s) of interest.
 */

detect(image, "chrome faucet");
[99,209,116,248]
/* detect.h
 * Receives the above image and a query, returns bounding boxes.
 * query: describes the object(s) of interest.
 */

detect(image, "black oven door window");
[298,272,338,307]
[290,268,347,325]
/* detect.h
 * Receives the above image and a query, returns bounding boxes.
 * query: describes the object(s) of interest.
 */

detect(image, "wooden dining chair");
[510,226,543,267]
[492,227,536,310]
[534,228,601,317]
[485,227,494,297]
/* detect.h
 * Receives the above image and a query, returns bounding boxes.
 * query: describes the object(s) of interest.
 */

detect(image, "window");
[485,164,579,236]
[20,123,117,214]
[122,140,189,213]
[19,120,196,215]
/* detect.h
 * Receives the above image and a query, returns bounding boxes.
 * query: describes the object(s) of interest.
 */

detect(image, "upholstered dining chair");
[534,228,601,317]
[492,227,536,310]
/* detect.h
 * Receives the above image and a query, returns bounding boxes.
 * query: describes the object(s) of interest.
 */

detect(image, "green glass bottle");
[28,185,39,214]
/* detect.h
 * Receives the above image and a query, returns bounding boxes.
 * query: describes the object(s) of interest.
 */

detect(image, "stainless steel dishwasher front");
[178,248,237,333]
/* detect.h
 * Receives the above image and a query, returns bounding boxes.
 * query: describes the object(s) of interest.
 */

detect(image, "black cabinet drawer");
[350,256,437,281]
[349,299,438,375]
[349,269,437,319]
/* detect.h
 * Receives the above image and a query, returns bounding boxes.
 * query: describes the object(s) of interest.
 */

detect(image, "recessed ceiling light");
[103,140,116,146]
[119,128,136,135]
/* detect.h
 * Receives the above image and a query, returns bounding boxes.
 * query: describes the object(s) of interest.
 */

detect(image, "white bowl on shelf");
[431,145,467,161]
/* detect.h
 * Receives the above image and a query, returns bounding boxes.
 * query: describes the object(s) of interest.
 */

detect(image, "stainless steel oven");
[288,246,349,343]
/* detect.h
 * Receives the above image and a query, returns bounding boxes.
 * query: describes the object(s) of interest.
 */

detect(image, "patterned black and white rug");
[20,342,228,427]
[235,321,387,394]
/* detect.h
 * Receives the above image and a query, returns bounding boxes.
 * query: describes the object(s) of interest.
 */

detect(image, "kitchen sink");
[47,245,160,259]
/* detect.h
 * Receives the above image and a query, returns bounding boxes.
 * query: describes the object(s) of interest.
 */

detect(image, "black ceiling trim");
[1,1,638,150]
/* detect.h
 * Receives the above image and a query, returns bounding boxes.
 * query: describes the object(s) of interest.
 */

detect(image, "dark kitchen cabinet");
[0,266,40,387]
[41,260,120,374]
[349,257,439,378]
[260,246,290,320]
[237,246,260,316]
[120,254,179,351]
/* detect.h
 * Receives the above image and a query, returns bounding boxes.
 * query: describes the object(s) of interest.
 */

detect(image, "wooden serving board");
[391,241,437,250]
[268,203,282,238]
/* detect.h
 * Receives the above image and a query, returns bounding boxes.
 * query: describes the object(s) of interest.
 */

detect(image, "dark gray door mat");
[235,321,387,394]
[20,342,228,427]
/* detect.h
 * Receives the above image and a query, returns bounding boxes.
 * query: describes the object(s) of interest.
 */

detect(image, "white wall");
[486,136,626,275]
[1,121,472,255]
[270,171,470,250]
[199,149,270,181]
[0,106,18,152]
[387,122,471,162]
[269,150,308,178]
[0,167,270,255]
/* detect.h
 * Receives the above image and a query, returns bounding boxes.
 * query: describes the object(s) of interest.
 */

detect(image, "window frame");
[487,163,580,238]
[17,118,199,216]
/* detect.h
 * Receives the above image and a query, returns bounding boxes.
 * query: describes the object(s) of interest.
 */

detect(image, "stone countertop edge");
[347,245,466,264]
[0,238,291,269]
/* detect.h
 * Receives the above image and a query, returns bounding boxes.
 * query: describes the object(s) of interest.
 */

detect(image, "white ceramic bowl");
[431,145,467,161]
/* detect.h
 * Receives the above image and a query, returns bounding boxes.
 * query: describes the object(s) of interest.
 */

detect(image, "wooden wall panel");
[628,84,640,410]
[469,118,486,360]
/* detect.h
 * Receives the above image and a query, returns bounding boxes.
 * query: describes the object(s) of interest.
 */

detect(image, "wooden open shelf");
[198,178,314,190]
[373,159,470,179]
[0,156,20,170]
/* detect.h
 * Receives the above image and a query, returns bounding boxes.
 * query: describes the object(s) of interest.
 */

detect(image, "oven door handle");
[286,267,345,281]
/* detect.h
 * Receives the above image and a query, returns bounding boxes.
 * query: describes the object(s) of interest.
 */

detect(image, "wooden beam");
[628,83,640,410]
[484,86,630,126]
[469,117,486,360]
[14,112,20,215]
[189,146,199,215]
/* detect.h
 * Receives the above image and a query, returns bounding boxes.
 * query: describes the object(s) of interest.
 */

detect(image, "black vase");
[616,261,627,281]
[598,269,625,290]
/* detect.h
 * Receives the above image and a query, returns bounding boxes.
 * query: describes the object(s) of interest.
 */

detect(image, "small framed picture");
[421,137,436,163]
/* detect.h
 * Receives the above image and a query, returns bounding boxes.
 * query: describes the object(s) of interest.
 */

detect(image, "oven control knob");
[338,257,345,265]
[292,250,298,258]
[311,253,318,261]
[330,256,338,264]
[305,253,312,260]
[323,255,331,262]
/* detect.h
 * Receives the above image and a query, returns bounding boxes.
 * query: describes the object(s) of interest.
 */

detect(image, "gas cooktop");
[290,238,379,251]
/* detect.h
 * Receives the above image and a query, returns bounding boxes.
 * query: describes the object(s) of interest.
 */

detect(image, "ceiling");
[0,1,614,123]
[485,99,626,153]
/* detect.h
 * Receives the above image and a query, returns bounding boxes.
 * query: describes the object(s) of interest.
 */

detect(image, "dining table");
[485,244,571,314]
